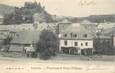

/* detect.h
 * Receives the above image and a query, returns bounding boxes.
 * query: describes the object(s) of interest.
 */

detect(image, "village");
[0,1,115,60]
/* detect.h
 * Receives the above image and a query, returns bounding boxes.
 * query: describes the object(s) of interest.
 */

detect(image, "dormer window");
[74,34,77,37]
[64,34,67,37]
[83,34,87,38]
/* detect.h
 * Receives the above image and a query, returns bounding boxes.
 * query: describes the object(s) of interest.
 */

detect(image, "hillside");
[87,14,115,23]
[66,14,115,23]
[0,4,15,15]
[1,2,54,24]
[0,4,115,23]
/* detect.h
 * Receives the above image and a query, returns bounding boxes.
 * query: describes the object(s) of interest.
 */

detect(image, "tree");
[3,35,12,45]
[2,35,12,52]
[36,30,58,60]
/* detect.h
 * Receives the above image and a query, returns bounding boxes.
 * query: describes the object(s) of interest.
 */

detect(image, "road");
[0,56,115,73]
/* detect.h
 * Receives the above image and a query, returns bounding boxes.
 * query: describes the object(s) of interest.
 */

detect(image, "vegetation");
[3,12,23,24]
[2,2,53,24]
[36,30,58,60]
[93,38,114,55]
[2,35,12,52]
[3,35,12,45]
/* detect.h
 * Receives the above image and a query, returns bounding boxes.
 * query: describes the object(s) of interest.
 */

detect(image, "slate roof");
[9,45,24,52]
[11,31,40,44]
[59,23,94,40]
[0,35,7,40]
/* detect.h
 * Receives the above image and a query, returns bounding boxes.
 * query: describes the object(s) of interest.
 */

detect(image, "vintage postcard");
[0,0,115,73]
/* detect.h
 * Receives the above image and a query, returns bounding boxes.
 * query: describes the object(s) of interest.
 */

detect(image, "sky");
[0,0,115,17]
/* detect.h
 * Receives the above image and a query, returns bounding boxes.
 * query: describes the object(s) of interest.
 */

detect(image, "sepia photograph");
[0,0,115,73]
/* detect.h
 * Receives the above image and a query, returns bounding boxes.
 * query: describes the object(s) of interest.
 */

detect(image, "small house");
[9,31,40,52]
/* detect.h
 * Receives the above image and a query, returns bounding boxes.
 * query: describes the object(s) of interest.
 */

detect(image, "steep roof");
[11,31,40,44]
[0,35,7,40]
[59,23,94,40]
[9,45,24,52]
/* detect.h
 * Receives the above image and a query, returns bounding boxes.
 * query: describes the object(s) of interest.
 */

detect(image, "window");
[74,42,78,46]
[85,42,88,46]
[74,34,77,37]
[64,34,67,37]
[81,43,83,46]
[83,34,87,38]
[70,33,73,37]
[64,40,67,46]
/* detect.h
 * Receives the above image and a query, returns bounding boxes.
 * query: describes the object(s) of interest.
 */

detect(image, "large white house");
[58,21,94,55]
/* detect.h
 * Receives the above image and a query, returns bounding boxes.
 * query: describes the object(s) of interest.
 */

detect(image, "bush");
[31,52,38,58]
[39,49,51,60]
[36,30,58,60]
